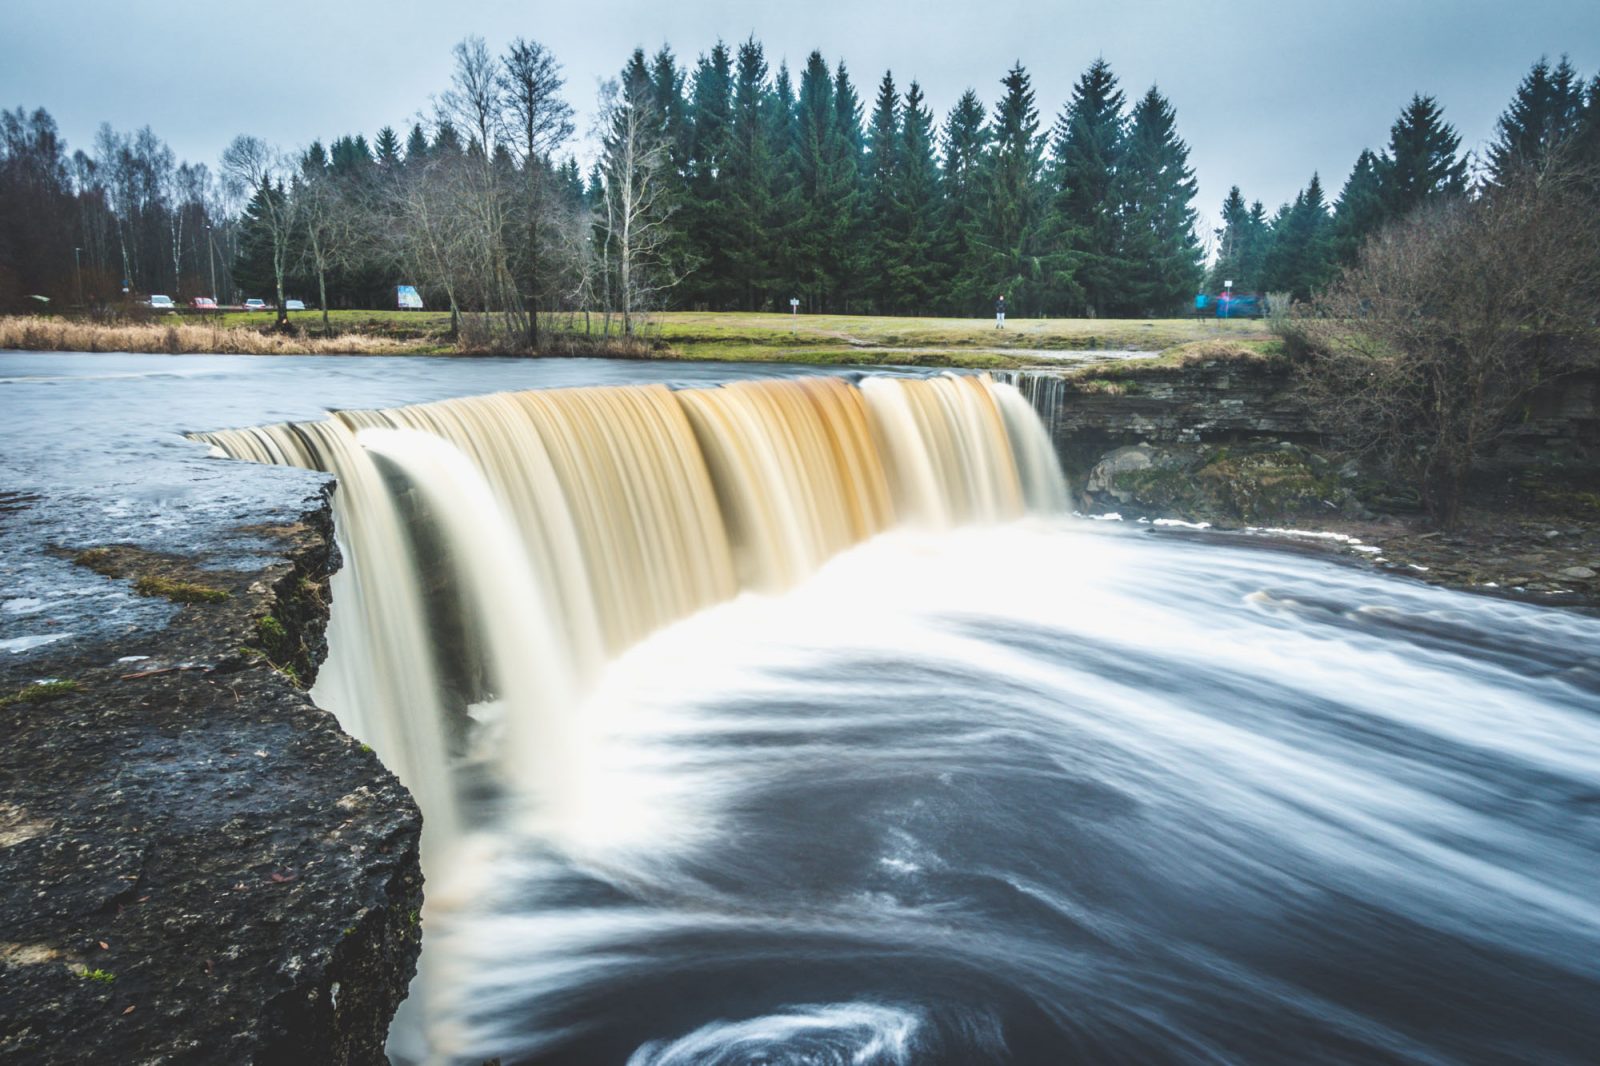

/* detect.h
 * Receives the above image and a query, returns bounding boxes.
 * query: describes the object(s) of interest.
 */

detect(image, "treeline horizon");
[2,43,1598,328]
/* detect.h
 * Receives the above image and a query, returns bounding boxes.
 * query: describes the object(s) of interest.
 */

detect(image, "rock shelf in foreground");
[0,494,422,1065]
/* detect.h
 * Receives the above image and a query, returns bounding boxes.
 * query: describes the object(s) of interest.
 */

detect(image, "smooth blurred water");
[410,519,1600,1066]
[0,352,887,663]
[7,352,1597,1065]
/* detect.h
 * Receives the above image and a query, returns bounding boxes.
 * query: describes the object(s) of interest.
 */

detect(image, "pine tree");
[1377,95,1467,218]
[233,179,287,299]
[1487,56,1587,183]
[373,127,402,169]
[1046,59,1125,315]
[863,71,901,312]
[766,59,799,304]
[831,61,866,310]
[1262,173,1334,300]
[969,63,1044,315]
[683,41,736,307]
[644,46,696,292]
[432,121,463,157]
[1576,75,1600,169]
[404,123,430,164]
[788,51,859,311]
[939,89,989,314]
[1241,200,1271,292]
[723,39,778,308]
[1331,149,1384,266]
[329,135,373,176]
[1116,85,1200,315]
[1209,186,1250,290]
[889,81,942,314]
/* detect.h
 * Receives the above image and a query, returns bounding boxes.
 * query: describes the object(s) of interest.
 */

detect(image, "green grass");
[1062,338,1287,379]
[181,308,1272,367]
[653,311,1269,360]
[0,679,81,708]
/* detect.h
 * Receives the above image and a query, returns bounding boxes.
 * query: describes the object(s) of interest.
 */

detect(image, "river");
[4,351,1597,1065]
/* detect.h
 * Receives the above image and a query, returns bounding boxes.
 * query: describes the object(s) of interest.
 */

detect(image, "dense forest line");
[2,43,1598,331]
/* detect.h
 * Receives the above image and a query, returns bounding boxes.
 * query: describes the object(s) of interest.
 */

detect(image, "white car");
[148,294,175,310]
[243,299,268,311]
[284,299,306,311]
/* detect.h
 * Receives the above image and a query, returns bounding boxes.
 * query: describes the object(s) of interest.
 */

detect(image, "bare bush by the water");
[0,317,411,355]
[1284,164,1600,526]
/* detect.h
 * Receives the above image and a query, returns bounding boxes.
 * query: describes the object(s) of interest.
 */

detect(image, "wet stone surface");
[0,498,423,1065]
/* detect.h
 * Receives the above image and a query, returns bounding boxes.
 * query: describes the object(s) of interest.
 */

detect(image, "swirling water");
[9,352,1595,1063]
[410,519,1600,1065]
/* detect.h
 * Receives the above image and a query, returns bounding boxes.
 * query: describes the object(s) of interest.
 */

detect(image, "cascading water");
[195,373,1059,855]
[193,371,1600,1066]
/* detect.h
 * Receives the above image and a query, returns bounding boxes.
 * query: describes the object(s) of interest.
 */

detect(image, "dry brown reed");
[0,316,413,356]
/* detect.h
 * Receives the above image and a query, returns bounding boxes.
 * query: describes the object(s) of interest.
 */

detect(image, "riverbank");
[0,495,423,1064]
[1035,354,1600,612]
[0,310,1272,367]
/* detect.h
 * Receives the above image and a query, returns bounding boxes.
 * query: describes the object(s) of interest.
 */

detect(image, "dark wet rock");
[1008,358,1600,611]
[1082,439,1362,526]
[0,491,422,1065]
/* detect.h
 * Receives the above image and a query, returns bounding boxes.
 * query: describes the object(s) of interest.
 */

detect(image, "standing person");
[995,294,1007,330]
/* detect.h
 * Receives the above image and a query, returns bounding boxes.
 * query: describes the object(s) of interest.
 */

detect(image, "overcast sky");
[6,0,1598,239]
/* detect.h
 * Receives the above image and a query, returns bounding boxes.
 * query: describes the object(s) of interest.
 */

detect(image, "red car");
[190,297,218,310]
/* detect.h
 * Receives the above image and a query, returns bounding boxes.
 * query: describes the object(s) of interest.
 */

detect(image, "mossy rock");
[134,576,230,604]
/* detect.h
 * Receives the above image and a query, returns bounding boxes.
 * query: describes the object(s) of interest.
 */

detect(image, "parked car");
[190,297,218,310]
[284,299,306,311]
[148,294,175,311]
[243,298,268,311]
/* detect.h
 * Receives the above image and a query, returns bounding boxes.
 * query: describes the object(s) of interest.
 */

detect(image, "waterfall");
[191,373,1067,851]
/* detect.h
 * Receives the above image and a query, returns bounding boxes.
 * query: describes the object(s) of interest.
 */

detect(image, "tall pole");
[73,247,83,308]
[206,224,217,303]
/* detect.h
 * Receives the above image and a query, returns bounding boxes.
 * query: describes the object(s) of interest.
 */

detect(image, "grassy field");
[9,309,1273,367]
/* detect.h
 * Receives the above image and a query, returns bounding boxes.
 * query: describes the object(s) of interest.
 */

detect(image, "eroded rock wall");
[0,491,423,1065]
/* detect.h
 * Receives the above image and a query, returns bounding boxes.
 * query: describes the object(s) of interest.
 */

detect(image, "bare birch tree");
[596,77,682,335]
[296,150,359,333]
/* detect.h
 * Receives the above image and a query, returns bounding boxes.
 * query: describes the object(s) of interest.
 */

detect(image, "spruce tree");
[683,42,736,307]
[1047,59,1125,315]
[404,123,430,164]
[1377,95,1467,218]
[1240,200,1271,292]
[432,121,463,157]
[1576,75,1600,169]
[832,61,867,310]
[374,127,402,169]
[890,81,942,314]
[1487,56,1587,182]
[1331,149,1384,266]
[767,60,799,304]
[1116,85,1200,315]
[789,52,858,311]
[723,39,778,308]
[645,46,696,292]
[233,179,287,299]
[970,63,1044,315]
[863,71,902,312]
[1209,186,1250,291]
[1262,174,1334,300]
[939,89,989,313]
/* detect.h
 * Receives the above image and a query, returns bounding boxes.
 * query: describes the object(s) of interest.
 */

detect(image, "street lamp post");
[206,224,217,304]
